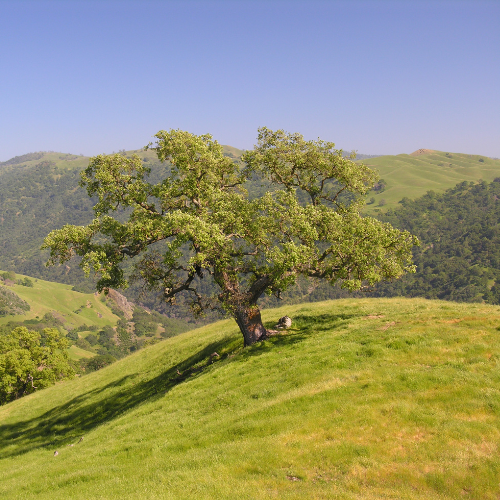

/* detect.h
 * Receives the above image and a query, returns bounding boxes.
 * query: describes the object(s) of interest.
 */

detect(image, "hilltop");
[360,149,500,213]
[0,298,499,499]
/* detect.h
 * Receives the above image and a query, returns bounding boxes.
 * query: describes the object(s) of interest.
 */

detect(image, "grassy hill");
[360,149,500,214]
[0,271,192,363]
[1,298,499,499]
[0,272,119,330]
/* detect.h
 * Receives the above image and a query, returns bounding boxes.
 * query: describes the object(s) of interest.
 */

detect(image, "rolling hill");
[1,145,500,317]
[0,272,119,330]
[0,298,499,499]
[0,272,191,363]
[360,149,500,214]
[0,146,244,296]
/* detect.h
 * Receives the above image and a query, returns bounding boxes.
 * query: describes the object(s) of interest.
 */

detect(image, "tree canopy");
[0,327,74,404]
[43,128,417,346]
[374,179,500,304]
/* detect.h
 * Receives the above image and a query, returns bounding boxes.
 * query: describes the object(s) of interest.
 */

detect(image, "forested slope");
[2,148,500,315]
[374,179,500,303]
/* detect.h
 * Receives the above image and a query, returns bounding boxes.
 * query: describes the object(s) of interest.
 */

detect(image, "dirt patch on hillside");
[410,149,435,156]
[107,289,135,320]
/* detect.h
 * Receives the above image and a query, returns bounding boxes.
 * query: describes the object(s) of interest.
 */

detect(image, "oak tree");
[0,327,74,404]
[43,128,417,346]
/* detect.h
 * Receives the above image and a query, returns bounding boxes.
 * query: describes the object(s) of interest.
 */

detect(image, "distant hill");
[0,145,242,293]
[360,149,500,213]
[0,271,191,362]
[0,271,119,330]
[1,145,499,315]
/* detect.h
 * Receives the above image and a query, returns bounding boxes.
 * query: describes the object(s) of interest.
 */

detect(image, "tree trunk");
[234,304,267,346]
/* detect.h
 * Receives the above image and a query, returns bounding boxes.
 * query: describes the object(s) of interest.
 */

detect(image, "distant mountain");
[1,145,499,314]
[360,149,500,213]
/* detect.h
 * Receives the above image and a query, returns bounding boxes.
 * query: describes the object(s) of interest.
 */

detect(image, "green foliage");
[66,330,79,342]
[372,178,386,193]
[43,128,416,345]
[0,326,74,404]
[17,277,34,287]
[73,323,98,333]
[132,307,158,337]
[75,336,95,351]
[374,179,500,304]
[80,354,117,373]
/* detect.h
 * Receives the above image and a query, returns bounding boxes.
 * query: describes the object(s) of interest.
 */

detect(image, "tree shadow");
[244,312,359,357]
[1,312,359,459]
[264,312,356,335]
[0,338,231,459]
[291,312,358,331]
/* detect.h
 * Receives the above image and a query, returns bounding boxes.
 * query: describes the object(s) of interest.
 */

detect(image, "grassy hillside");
[361,150,500,213]
[1,298,499,499]
[0,272,119,330]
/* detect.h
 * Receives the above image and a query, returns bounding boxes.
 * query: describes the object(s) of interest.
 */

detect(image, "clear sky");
[1,0,499,160]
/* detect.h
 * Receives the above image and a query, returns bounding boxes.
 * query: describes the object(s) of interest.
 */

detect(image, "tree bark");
[234,304,268,346]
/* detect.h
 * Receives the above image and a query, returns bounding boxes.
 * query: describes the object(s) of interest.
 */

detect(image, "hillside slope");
[0,272,192,363]
[360,150,500,213]
[0,272,119,329]
[1,298,499,499]
[373,179,500,305]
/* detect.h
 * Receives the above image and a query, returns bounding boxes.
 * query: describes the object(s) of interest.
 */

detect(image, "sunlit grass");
[1,298,499,499]
[0,271,119,329]
[361,150,500,213]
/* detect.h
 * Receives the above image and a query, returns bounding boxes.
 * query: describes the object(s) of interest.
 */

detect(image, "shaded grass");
[1,298,500,499]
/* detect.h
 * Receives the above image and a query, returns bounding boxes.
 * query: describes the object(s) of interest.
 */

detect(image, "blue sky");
[1,0,499,160]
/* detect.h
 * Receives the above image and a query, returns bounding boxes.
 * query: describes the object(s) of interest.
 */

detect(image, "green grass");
[360,150,500,213]
[67,345,96,360]
[1,298,499,499]
[0,272,119,330]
